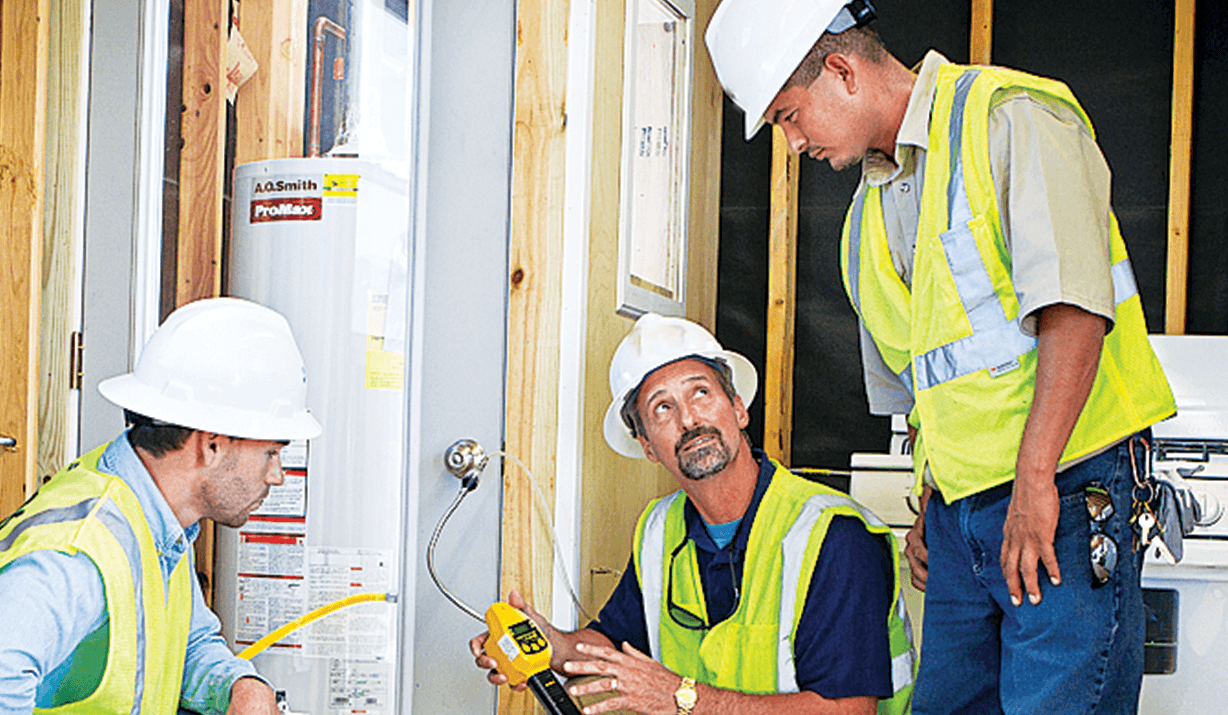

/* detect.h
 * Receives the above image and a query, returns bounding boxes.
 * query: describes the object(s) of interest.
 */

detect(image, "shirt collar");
[683,448,775,554]
[98,431,199,557]
[861,49,951,187]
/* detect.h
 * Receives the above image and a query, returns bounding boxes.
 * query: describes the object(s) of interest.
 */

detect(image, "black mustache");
[675,425,722,455]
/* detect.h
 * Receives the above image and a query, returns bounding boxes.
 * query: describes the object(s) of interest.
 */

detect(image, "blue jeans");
[911,436,1147,715]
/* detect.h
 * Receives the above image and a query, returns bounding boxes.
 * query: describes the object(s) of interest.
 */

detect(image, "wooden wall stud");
[1165,0,1195,335]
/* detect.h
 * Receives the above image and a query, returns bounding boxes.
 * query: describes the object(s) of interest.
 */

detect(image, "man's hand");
[1000,303,1105,607]
[226,677,277,715]
[1001,476,1061,605]
[563,642,680,715]
[468,589,548,690]
[903,485,931,591]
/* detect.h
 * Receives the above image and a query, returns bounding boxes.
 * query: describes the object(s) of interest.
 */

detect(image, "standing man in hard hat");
[470,313,915,715]
[705,1,1175,713]
[0,298,322,715]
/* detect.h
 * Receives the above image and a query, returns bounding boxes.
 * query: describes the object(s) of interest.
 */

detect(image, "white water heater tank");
[217,157,411,715]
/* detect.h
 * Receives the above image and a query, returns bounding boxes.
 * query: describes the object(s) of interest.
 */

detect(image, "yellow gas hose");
[238,592,391,659]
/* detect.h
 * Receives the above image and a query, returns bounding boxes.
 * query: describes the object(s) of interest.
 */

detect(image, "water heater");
[218,157,410,715]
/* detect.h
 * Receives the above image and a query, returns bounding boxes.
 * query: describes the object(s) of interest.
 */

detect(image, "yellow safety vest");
[841,63,1176,501]
[0,444,193,714]
[633,459,915,714]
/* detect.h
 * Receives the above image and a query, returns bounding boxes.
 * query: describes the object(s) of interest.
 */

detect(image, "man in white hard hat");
[0,298,322,715]
[706,2,1176,713]
[470,313,915,715]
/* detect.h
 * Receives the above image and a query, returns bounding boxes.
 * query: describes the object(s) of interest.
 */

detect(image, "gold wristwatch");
[674,676,698,715]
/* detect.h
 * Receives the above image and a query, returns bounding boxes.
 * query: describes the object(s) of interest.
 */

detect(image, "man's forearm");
[688,686,876,715]
[1016,304,1105,482]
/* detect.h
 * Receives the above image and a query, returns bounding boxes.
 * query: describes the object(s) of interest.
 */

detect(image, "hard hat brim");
[99,373,323,441]
[602,351,758,459]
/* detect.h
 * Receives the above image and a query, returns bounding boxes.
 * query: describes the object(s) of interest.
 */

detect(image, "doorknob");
[0,435,16,451]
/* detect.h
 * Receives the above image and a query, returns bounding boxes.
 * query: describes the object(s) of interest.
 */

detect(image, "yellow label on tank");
[323,173,359,197]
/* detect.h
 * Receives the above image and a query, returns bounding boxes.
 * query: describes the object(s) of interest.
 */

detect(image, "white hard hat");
[705,0,875,140]
[603,313,757,459]
[99,297,323,441]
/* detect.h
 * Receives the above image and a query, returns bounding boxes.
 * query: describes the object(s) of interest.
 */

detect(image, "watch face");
[676,683,698,707]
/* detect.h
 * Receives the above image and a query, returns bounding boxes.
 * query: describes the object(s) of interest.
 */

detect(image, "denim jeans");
[911,436,1147,715]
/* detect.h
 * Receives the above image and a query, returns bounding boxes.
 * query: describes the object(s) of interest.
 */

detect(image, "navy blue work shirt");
[586,450,895,700]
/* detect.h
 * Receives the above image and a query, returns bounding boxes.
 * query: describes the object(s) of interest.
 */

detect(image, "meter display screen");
[510,620,548,655]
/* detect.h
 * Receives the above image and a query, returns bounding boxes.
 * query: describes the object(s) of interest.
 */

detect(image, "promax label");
[250,197,323,223]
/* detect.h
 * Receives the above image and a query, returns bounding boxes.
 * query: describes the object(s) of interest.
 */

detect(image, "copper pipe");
[309,16,347,157]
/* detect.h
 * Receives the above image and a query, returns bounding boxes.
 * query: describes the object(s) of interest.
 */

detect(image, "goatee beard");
[675,426,734,481]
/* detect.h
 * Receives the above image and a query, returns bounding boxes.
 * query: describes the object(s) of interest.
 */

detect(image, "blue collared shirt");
[0,433,266,714]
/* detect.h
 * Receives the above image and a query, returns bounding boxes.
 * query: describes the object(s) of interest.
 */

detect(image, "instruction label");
[234,440,311,650]
[306,547,394,660]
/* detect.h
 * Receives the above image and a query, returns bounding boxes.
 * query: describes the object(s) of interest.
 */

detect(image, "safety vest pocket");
[698,621,779,694]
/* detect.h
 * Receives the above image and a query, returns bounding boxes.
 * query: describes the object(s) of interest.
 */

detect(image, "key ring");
[1130,436,1156,505]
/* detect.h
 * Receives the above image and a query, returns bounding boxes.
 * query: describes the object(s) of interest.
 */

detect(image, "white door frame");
[78,0,168,452]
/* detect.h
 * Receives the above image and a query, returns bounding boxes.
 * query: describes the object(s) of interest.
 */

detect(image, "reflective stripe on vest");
[774,493,913,696]
[852,68,1144,395]
[639,492,681,660]
[93,499,147,715]
[0,499,99,552]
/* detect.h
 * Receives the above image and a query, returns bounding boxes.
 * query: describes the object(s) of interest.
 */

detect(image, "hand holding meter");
[483,602,584,715]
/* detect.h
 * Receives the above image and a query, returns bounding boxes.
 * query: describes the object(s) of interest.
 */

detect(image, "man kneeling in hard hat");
[0,298,322,715]
[471,314,914,715]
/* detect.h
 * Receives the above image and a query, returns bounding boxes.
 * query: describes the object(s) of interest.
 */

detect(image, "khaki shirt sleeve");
[860,322,915,416]
[989,89,1116,337]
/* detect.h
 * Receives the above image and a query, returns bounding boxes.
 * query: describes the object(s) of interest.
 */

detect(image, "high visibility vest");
[841,63,1176,501]
[0,444,193,714]
[633,459,915,714]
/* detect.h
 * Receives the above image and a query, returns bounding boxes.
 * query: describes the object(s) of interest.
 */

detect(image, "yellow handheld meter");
[484,602,583,715]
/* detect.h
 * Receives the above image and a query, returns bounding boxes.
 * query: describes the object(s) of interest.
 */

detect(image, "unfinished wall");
[577,0,723,618]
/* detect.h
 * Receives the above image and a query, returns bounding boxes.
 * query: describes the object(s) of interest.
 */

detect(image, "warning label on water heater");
[250,197,323,223]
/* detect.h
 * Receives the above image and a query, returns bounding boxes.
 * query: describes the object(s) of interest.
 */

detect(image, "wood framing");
[576,0,723,642]
[235,0,308,163]
[0,0,51,516]
[1165,0,1195,335]
[764,127,799,465]
[178,0,228,306]
[501,0,570,711]
[39,0,88,480]
[970,0,993,65]
[686,0,724,330]
[180,0,228,604]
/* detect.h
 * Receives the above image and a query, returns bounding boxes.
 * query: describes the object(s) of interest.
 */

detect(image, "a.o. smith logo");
[253,178,318,193]
[250,197,322,223]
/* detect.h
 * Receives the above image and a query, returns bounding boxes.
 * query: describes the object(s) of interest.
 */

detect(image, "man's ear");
[197,432,229,468]
[637,433,660,464]
[732,395,750,430]
[822,52,858,93]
